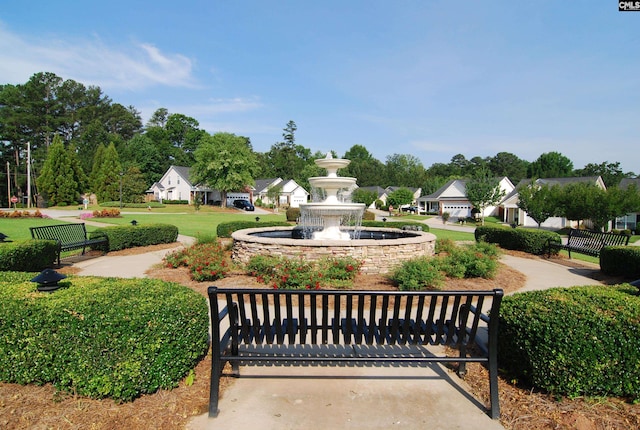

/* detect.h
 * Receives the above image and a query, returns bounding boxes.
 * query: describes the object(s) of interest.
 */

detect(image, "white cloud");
[0,23,197,91]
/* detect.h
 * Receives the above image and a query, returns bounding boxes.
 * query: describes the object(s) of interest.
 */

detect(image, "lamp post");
[119,172,124,209]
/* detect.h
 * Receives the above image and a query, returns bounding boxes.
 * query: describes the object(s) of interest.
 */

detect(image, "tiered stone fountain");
[299,153,365,240]
[231,152,436,274]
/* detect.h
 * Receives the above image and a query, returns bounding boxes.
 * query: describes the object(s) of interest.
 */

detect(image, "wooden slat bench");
[30,223,108,266]
[208,287,504,419]
[547,228,630,258]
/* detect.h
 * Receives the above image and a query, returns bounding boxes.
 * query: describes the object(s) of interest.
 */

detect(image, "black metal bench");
[30,223,108,266]
[208,287,504,419]
[547,228,630,258]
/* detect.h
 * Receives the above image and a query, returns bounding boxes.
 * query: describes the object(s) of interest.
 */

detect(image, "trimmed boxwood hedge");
[0,240,58,271]
[216,221,292,238]
[0,272,209,402]
[362,220,429,231]
[90,223,179,251]
[475,224,559,255]
[498,285,640,400]
[600,246,640,278]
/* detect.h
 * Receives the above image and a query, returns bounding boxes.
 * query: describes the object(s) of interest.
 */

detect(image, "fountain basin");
[232,226,436,275]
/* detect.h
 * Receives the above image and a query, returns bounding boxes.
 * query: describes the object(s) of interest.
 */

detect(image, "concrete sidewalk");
[70,235,195,278]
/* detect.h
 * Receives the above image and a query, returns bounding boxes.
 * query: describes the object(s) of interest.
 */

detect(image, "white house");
[254,178,309,208]
[418,178,514,219]
[147,165,221,205]
[500,176,606,229]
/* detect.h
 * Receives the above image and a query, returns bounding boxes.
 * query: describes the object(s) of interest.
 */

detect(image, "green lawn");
[0,217,78,242]
[90,212,287,238]
[427,227,475,242]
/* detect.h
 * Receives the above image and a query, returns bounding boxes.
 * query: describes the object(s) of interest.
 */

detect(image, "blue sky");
[1,1,639,174]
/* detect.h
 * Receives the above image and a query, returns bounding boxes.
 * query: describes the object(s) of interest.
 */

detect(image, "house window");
[168,177,171,185]
[178,178,180,184]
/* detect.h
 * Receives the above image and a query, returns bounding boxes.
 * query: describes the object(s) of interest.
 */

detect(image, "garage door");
[442,204,471,218]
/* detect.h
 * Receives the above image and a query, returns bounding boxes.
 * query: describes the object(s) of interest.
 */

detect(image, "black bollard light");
[31,269,67,292]
[131,220,138,226]
[255,217,260,222]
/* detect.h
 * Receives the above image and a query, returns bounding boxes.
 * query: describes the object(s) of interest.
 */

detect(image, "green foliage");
[93,142,123,203]
[246,255,362,289]
[391,241,500,290]
[600,246,640,278]
[516,183,561,227]
[0,240,58,271]
[498,286,640,400]
[386,188,415,208]
[164,241,231,281]
[361,220,429,231]
[475,224,560,255]
[391,257,445,291]
[464,167,505,224]
[91,224,178,251]
[362,210,376,221]
[36,135,86,206]
[286,207,301,222]
[0,274,209,402]
[216,221,292,238]
[191,132,257,207]
[100,201,165,208]
[527,151,574,178]
[352,188,378,207]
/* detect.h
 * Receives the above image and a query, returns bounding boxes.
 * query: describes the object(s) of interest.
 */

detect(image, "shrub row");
[600,246,640,278]
[475,224,560,255]
[362,220,429,231]
[0,272,209,402]
[100,201,166,208]
[0,210,47,218]
[498,285,640,400]
[216,221,292,238]
[91,224,178,251]
[0,240,58,271]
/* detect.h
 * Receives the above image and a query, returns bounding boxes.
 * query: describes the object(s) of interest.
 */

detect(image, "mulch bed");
[2,245,638,429]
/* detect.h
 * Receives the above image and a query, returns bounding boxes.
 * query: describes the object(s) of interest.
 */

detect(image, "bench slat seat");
[30,223,107,266]
[548,228,630,258]
[208,287,503,420]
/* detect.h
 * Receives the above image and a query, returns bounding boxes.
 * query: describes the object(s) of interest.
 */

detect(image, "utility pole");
[27,142,31,208]
[6,161,10,209]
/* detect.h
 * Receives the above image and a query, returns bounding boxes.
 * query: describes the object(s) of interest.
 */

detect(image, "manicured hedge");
[216,221,293,238]
[0,240,58,271]
[498,285,640,400]
[600,246,640,278]
[475,224,559,255]
[362,220,429,231]
[0,272,209,402]
[286,207,300,222]
[90,223,178,251]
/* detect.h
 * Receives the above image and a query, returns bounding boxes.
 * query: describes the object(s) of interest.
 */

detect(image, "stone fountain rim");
[231,226,436,247]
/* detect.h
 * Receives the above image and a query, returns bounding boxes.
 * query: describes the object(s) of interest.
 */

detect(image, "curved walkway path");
[39,209,608,429]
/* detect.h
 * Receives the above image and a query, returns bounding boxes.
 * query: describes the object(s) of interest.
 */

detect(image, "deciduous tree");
[516,182,561,228]
[465,168,505,225]
[191,132,257,207]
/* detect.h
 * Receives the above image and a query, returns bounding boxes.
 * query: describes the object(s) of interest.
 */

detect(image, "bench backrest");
[568,228,630,250]
[30,223,88,245]
[209,288,503,350]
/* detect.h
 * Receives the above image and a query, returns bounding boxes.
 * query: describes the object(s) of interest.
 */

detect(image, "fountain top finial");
[326,152,333,159]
